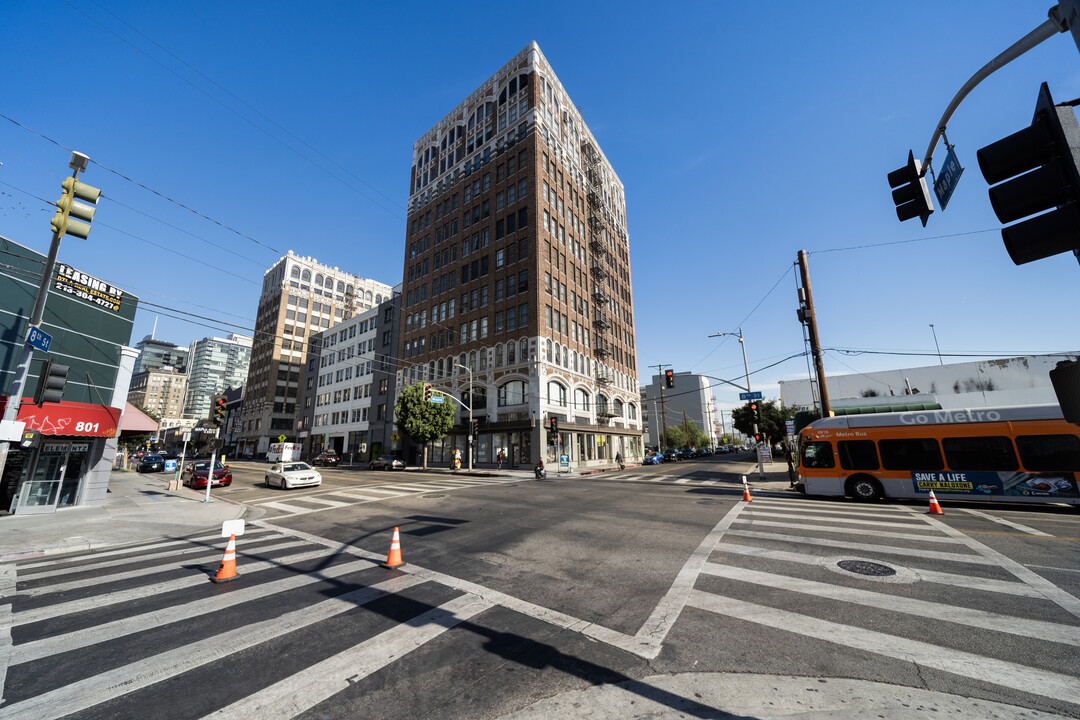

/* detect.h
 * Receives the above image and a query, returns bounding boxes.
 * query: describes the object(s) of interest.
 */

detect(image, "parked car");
[137,454,165,473]
[643,451,664,465]
[181,461,232,489]
[265,462,322,490]
[662,449,681,462]
[369,454,406,471]
[312,451,340,467]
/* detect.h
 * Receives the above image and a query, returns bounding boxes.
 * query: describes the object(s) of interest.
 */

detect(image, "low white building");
[779,354,1078,412]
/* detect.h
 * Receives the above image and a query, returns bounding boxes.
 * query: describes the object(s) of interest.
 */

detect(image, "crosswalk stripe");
[732,518,953,543]
[686,589,1080,705]
[712,544,1043,598]
[203,593,492,718]
[327,491,391,501]
[673,478,693,484]
[12,558,377,665]
[741,511,933,530]
[343,486,407,496]
[18,540,310,598]
[725,529,990,564]
[286,497,350,508]
[746,502,925,520]
[257,501,315,515]
[12,532,232,571]
[700,562,1080,645]
[16,533,287,580]
[751,498,911,513]
[12,547,337,626]
[0,574,429,720]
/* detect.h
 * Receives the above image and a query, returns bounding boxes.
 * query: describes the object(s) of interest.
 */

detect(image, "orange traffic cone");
[381,526,405,568]
[927,490,944,515]
[210,534,239,583]
[742,476,752,503]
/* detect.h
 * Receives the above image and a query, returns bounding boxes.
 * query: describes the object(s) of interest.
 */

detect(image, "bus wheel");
[846,476,883,502]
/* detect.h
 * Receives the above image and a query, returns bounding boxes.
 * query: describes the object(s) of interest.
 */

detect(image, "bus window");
[1015,435,1080,471]
[878,438,943,471]
[942,436,1018,472]
[801,441,835,469]
[838,440,878,470]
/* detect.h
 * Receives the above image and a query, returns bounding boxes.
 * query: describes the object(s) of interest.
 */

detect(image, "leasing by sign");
[54,263,124,312]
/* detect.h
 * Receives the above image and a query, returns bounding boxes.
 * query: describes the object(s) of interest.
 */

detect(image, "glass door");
[58,442,90,507]
[17,442,67,514]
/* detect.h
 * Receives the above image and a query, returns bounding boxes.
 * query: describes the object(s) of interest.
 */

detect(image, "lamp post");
[929,323,943,366]
[454,362,474,471]
[708,328,765,479]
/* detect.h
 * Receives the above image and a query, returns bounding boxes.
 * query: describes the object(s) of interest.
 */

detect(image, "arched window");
[290,266,300,279]
[494,344,503,367]
[325,277,334,289]
[301,269,311,282]
[521,339,528,361]
[479,350,488,371]
[628,403,638,420]
[437,358,444,378]
[337,281,345,292]
[575,388,590,412]
[459,353,467,373]
[547,381,567,407]
[554,344,561,367]
[346,284,354,295]
[366,290,373,301]
[506,341,515,364]
[545,339,553,362]
[429,361,436,380]
[464,386,487,409]
[315,274,324,285]
[375,294,382,303]
[469,351,477,371]
[498,380,527,406]
[614,398,624,416]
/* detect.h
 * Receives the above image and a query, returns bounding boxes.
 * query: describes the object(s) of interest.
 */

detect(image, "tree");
[394,382,455,469]
[731,400,795,444]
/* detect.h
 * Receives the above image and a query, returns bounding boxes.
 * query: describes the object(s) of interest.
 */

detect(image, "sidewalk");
[0,469,245,562]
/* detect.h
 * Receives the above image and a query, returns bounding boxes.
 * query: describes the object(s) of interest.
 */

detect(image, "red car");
[181,460,233,489]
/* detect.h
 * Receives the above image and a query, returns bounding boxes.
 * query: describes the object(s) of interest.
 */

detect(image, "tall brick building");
[396,42,641,470]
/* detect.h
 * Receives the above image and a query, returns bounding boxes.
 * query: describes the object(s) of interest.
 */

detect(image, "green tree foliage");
[662,425,686,449]
[394,382,455,469]
[662,422,710,450]
[731,400,795,443]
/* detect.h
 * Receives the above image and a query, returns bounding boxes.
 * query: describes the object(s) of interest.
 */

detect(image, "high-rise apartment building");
[133,336,188,375]
[238,251,393,456]
[127,369,187,424]
[181,332,253,420]
[396,42,641,469]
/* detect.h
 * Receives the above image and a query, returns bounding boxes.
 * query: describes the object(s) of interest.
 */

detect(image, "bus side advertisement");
[911,471,1079,498]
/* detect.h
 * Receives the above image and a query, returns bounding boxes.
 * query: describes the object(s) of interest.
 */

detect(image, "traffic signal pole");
[650,364,670,451]
[0,152,94,494]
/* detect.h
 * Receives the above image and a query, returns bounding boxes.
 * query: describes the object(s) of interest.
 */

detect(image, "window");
[801,441,835,469]
[838,440,879,470]
[1016,434,1080,471]
[879,438,943,471]
[498,380,528,406]
[547,381,567,407]
[942,436,1018,471]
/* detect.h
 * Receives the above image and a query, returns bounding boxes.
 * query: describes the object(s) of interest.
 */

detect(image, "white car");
[265,462,322,490]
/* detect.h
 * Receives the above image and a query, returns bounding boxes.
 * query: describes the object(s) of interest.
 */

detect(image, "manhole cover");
[837,559,896,576]
[423,494,445,499]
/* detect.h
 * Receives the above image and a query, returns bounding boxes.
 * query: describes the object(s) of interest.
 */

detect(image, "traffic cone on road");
[381,526,405,569]
[741,475,753,503]
[210,534,239,583]
[927,490,944,515]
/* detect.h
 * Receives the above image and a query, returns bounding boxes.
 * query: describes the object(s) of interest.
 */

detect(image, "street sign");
[430,395,444,403]
[739,391,763,401]
[26,325,52,352]
[933,147,964,210]
[278,434,287,443]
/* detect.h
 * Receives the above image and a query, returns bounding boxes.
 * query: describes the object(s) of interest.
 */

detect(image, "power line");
[809,228,998,255]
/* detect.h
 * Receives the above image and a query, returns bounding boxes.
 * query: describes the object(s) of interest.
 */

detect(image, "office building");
[133,336,188,375]
[395,42,641,469]
[128,368,187,422]
[181,333,252,420]
[642,372,717,450]
[237,251,392,456]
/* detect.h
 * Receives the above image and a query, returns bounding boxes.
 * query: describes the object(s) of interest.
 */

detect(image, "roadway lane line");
[958,507,1052,536]
[713,544,1044,598]
[686,590,1080,706]
[203,593,493,718]
[11,547,338,626]
[700,562,1080,646]
[12,558,378,664]
[0,575,428,720]
[900,506,1080,621]
[17,540,310,598]
[732,519,957,543]
[725,529,991,564]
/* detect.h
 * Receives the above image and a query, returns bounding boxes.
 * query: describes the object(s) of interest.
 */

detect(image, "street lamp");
[708,328,765,479]
[454,362,474,471]
[929,323,943,366]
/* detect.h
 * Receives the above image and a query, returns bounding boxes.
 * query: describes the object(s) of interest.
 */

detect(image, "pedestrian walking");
[497,450,504,470]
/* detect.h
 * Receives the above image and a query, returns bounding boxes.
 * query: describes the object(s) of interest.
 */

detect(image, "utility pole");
[796,250,830,416]
[708,329,764,478]
[650,363,670,451]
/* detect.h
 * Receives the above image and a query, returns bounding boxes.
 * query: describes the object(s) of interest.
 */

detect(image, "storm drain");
[836,559,896,577]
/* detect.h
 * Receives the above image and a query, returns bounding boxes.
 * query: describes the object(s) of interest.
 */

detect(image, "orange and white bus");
[795,404,1080,505]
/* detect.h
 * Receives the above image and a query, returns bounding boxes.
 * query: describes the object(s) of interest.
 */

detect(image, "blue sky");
[2,1,1078,416]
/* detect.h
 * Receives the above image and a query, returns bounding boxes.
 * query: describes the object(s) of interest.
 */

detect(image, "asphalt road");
[4,454,1079,719]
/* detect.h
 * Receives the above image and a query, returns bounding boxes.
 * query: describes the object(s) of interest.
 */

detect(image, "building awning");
[119,402,159,434]
[3,397,124,438]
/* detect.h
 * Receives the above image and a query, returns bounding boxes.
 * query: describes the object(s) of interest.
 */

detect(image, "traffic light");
[51,176,101,239]
[471,419,479,436]
[33,358,69,407]
[664,369,674,388]
[549,417,558,434]
[211,395,227,426]
[888,150,934,226]
[423,383,432,402]
[754,432,763,443]
[977,82,1080,265]
[749,402,760,425]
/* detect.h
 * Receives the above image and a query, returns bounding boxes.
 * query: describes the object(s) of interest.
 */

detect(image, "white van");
[266,442,301,463]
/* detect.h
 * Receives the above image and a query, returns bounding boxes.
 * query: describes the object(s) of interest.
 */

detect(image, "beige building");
[127,369,187,424]
[396,42,641,469]
[237,251,393,456]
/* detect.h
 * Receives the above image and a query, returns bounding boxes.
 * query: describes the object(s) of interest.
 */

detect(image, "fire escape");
[585,141,615,420]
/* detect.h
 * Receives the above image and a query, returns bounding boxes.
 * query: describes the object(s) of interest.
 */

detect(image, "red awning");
[119,402,159,434]
[5,397,124,438]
